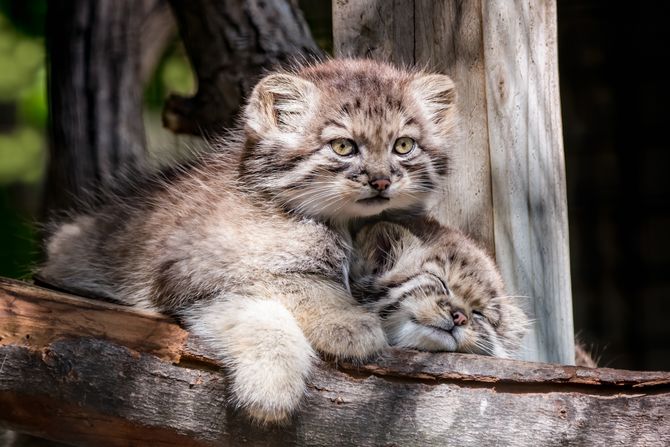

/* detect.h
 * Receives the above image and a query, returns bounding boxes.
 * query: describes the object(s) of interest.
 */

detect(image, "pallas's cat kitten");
[351,219,529,358]
[41,59,458,423]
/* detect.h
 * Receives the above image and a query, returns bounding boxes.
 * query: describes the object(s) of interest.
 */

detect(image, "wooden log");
[333,0,574,364]
[1,278,669,446]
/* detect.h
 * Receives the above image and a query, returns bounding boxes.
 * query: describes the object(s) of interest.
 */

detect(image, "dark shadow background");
[0,1,667,371]
[559,0,670,370]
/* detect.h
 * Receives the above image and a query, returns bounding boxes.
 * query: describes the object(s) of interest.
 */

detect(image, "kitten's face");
[240,59,457,220]
[351,221,528,358]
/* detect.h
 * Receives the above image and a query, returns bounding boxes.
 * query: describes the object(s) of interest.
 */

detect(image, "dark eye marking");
[425,272,449,295]
[321,163,349,174]
[323,118,347,129]
[379,301,401,319]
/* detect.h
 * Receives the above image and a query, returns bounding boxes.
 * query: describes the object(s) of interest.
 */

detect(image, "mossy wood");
[1,278,668,446]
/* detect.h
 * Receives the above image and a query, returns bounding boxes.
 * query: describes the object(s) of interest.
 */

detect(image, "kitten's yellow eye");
[393,137,415,155]
[330,138,356,156]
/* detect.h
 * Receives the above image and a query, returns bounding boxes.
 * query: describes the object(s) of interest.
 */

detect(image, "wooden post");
[2,278,669,446]
[333,0,574,364]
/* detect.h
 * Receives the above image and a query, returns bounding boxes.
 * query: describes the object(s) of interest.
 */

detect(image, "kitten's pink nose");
[452,310,468,326]
[370,177,391,191]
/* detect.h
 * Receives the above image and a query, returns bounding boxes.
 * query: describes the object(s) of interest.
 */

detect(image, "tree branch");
[163,0,324,135]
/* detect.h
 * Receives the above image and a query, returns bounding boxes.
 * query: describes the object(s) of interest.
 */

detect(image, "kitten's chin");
[344,196,427,219]
[285,195,425,222]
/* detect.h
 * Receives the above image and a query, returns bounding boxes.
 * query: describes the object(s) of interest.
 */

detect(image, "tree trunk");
[163,0,323,135]
[43,0,154,219]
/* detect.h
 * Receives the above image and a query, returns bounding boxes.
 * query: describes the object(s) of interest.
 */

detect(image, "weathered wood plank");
[333,0,574,364]
[1,278,669,446]
[1,276,187,363]
[4,278,667,389]
[481,0,574,365]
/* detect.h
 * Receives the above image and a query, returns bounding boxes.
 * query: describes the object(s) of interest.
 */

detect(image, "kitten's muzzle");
[426,309,468,333]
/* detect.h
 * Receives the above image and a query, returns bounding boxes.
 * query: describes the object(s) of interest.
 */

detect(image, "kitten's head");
[351,221,529,358]
[239,59,458,220]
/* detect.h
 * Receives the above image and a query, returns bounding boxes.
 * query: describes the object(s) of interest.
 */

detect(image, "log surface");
[333,0,574,364]
[1,278,669,446]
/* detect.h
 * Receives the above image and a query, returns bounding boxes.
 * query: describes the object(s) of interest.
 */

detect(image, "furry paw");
[232,360,307,425]
[307,310,387,360]
[183,298,315,424]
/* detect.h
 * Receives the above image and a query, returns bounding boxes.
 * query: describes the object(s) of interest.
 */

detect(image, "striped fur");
[351,219,530,358]
[41,59,458,424]
[240,59,457,221]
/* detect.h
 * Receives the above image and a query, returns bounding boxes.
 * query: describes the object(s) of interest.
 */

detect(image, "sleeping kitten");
[350,218,529,358]
[41,59,458,423]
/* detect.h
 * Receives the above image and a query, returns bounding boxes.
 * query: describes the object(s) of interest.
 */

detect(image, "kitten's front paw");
[229,338,312,425]
[233,370,304,425]
[187,298,314,425]
[308,311,387,360]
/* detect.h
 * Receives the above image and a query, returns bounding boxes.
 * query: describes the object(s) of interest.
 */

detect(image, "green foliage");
[0,126,44,183]
[0,7,45,278]
[0,15,44,101]
[17,66,47,128]
[0,12,46,185]
[0,185,39,279]
[145,40,196,110]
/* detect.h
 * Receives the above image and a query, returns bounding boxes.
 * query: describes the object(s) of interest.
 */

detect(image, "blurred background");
[0,0,667,371]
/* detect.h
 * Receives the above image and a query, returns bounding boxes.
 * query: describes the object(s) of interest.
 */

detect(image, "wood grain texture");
[1,278,669,446]
[482,0,574,365]
[333,0,573,364]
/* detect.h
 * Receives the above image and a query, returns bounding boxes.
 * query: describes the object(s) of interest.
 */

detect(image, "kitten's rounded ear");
[244,73,318,135]
[409,74,457,126]
[355,222,421,274]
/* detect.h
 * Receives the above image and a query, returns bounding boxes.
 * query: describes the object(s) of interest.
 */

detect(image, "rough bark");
[44,0,155,219]
[1,277,669,446]
[163,0,324,135]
